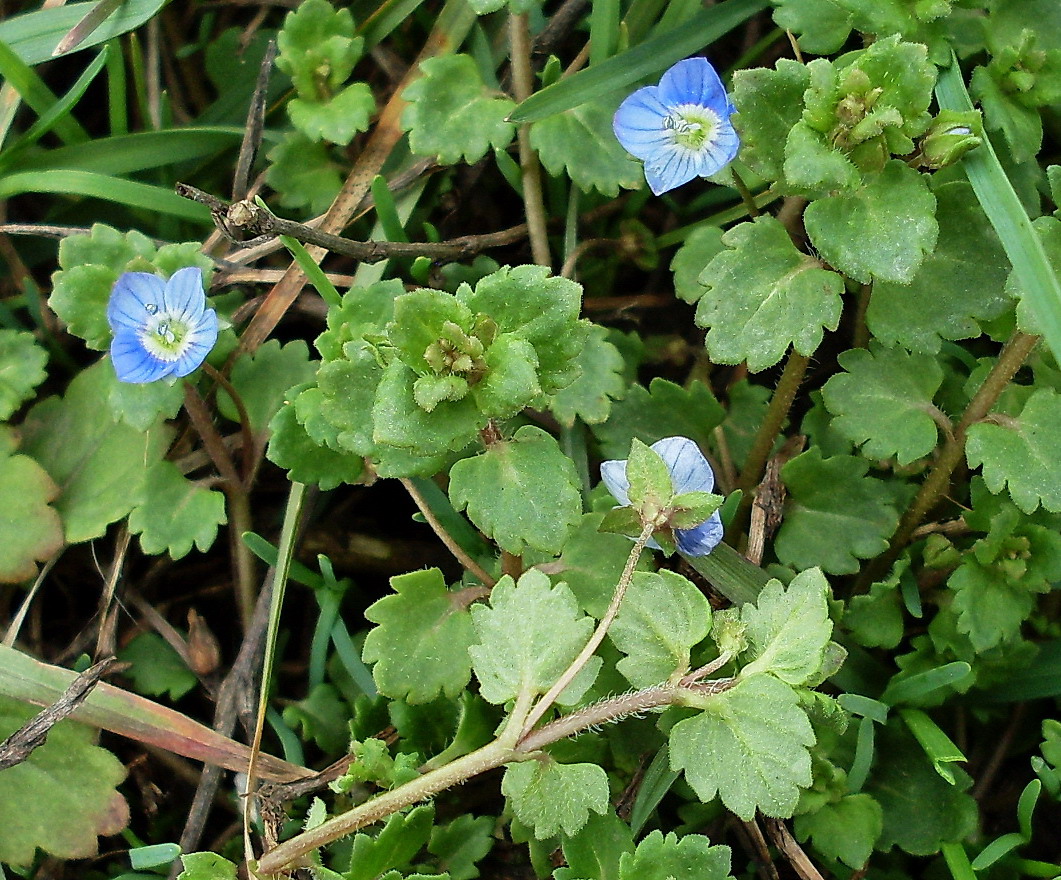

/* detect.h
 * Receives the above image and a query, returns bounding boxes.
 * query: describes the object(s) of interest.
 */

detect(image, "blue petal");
[690,120,742,178]
[162,266,206,320]
[172,308,219,377]
[650,436,715,493]
[657,58,732,117]
[107,273,167,332]
[676,511,724,556]
[644,146,699,195]
[600,458,631,506]
[613,87,673,160]
[111,329,174,383]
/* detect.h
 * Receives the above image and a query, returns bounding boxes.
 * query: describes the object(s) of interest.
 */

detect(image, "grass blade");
[509,0,768,122]
[0,37,87,145]
[0,169,211,222]
[52,0,127,56]
[935,58,1061,364]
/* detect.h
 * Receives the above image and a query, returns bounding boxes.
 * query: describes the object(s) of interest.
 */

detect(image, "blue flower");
[107,267,218,384]
[600,436,724,556]
[613,57,739,196]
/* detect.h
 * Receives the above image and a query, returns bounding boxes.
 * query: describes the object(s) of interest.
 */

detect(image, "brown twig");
[763,817,825,880]
[0,657,120,770]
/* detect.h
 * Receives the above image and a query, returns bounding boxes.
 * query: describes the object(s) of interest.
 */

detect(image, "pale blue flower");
[613,57,739,196]
[107,267,218,383]
[600,436,724,556]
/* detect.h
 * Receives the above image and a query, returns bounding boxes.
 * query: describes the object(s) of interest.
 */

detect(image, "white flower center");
[142,312,195,362]
[663,104,720,151]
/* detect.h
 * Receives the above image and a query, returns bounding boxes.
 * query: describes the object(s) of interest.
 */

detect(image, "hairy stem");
[729,349,810,541]
[509,12,551,268]
[520,521,655,737]
[855,331,1039,591]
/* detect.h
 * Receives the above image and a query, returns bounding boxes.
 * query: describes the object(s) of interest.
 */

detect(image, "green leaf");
[618,830,733,880]
[177,853,238,880]
[0,330,47,420]
[866,723,977,855]
[106,376,184,431]
[670,226,725,305]
[770,0,853,54]
[362,568,475,703]
[345,804,435,880]
[695,216,845,372]
[456,264,586,395]
[867,181,1012,353]
[610,570,712,688]
[965,388,1061,514]
[1009,216,1061,338]
[474,334,541,418]
[821,344,945,464]
[288,82,375,145]
[0,694,128,863]
[449,425,581,556]
[117,631,197,700]
[774,448,900,575]
[265,132,343,215]
[731,59,811,184]
[591,378,725,460]
[19,362,169,543]
[625,438,676,514]
[949,557,1038,652]
[468,569,592,704]
[501,758,609,838]
[402,54,515,164]
[845,576,905,649]
[0,440,63,583]
[803,161,938,284]
[739,568,833,686]
[669,673,815,819]
[127,462,227,559]
[429,814,495,880]
[556,811,634,880]
[372,361,485,456]
[275,0,361,96]
[530,93,643,197]
[970,65,1043,165]
[549,324,625,426]
[267,397,364,490]
[283,683,350,754]
[793,793,882,868]
[218,340,316,435]
[315,342,385,455]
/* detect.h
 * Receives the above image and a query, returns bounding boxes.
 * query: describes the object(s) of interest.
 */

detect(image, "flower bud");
[920,110,983,169]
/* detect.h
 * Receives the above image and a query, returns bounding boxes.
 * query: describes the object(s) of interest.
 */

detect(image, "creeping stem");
[519,520,656,737]
[509,12,552,268]
[728,348,810,542]
[855,330,1039,591]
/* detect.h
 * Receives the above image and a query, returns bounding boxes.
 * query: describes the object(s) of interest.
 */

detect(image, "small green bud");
[919,110,983,169]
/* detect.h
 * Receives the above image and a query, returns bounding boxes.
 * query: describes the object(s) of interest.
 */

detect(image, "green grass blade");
[0,169,210,222]
[280,234,343,309]
[0,0,166,65]
[360,0,431,49]
[935,58,1061,363]
[681,541,771,606]
[0,37,87,145]
[589,0,621,66]
[508,0,768,122]
[9,127,244,175]
[52,0,127,57]
[0,47,108,174]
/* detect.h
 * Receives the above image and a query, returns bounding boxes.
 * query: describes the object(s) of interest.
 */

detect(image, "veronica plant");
[612,57,740,195]
[106,267,218,384]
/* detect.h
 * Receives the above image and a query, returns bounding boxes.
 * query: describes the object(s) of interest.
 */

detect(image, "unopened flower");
[613,57,739,195]
[107,267,218,383]
[600,436,724,556]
